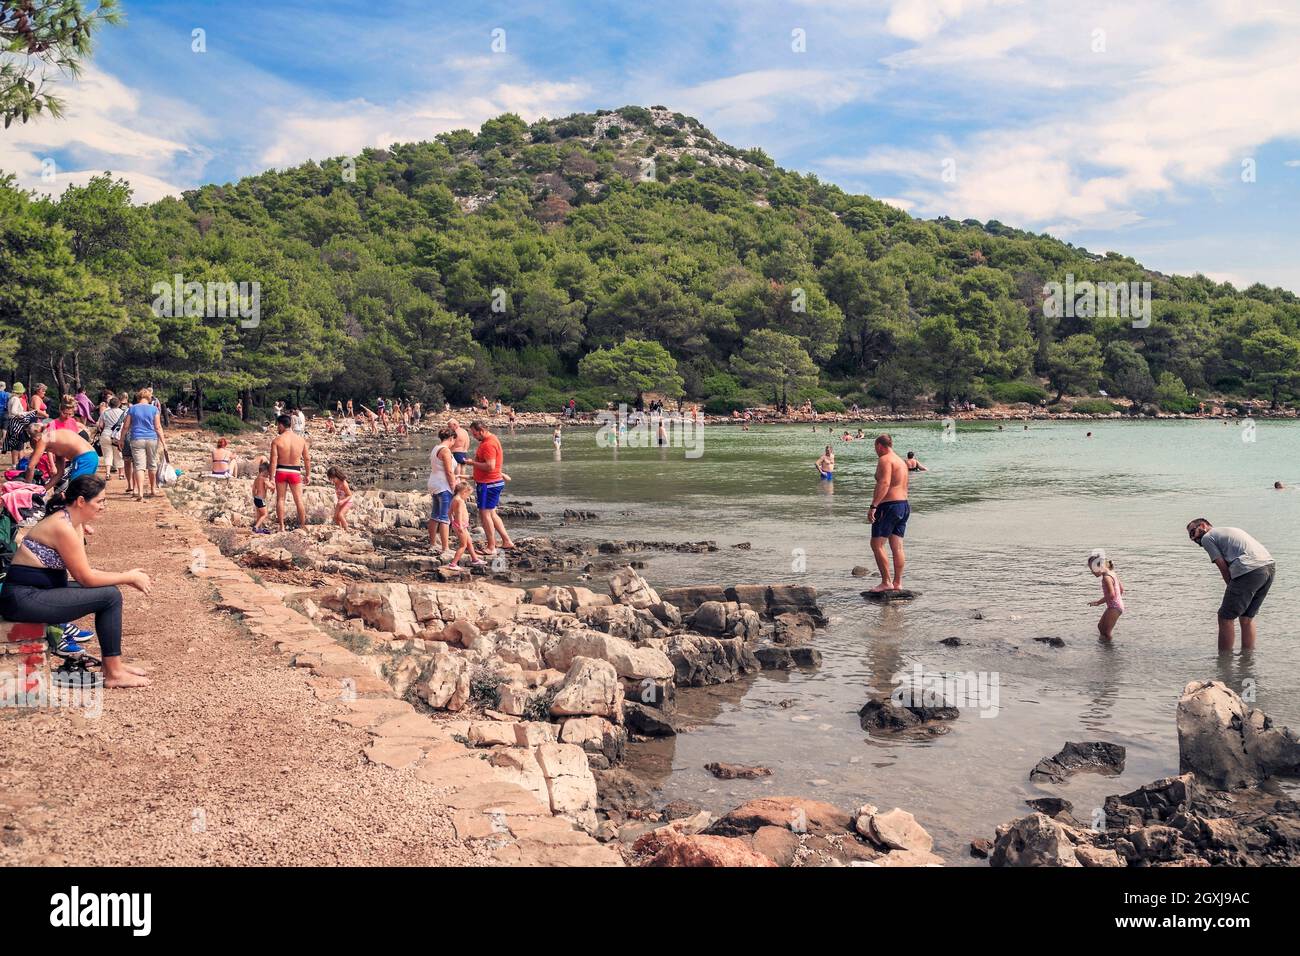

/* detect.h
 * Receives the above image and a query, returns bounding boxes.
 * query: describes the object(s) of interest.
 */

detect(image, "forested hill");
[3,104,1299,417]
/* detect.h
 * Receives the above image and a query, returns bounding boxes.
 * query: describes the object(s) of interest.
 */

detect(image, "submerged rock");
[858,695,959,738]
[705,762,773,780]
[1029,741,1126,783]
[861,589,920,603]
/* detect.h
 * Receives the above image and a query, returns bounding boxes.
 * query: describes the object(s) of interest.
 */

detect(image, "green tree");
[1,0,122,126]
[1242,329,1300,408]
[916,315,986,410]
[1046,333,1103,402]
[729,328,818,411]
[579,337,683,405]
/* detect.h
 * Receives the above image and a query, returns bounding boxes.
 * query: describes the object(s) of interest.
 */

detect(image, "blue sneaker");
[57,623,92,656]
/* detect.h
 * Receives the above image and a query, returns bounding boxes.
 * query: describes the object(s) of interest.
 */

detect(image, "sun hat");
[11,382,25,395]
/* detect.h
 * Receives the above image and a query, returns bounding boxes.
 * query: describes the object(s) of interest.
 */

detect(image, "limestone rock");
[866,808,934,853]
[543,627,674,681]
[345,582,418,637]
[418,652,471,711]
[647,833,777,868]
[990,813,1082,867]
[549,657,623,722]
[1177,679,1300,789]
[608,566,661,610]
[535,742,599,829]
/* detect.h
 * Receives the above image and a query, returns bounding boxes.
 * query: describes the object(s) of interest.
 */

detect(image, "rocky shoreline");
[161,425,1300,866]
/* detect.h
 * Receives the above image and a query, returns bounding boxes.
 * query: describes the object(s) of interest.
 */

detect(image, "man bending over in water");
[270,413,311,532]
[867,433,911,593]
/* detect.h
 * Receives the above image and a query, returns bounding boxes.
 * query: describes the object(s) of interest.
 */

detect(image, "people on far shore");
[867,433,911,593]
[1187,519,1275,653]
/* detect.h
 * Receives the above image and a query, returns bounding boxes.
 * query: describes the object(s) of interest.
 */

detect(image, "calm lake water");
[390,419,1300,862]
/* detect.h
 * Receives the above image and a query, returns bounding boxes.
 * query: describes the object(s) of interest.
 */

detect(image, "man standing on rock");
[867,433,910,593]
[1187,519,1275,652]
[446,417,471,475]
[270,413,311,532]
[470,420,514,555]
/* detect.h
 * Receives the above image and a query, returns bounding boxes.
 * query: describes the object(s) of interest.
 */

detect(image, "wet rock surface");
[990,683,1300,866]
[1029,741,1126,783]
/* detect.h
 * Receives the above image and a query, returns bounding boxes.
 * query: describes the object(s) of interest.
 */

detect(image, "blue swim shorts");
[475,480,505,512]
[871,500,910,538]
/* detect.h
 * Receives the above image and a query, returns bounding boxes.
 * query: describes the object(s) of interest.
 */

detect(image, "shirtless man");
[24,420,100,496]
[447,417,471,477]
[816,445,835,481]
[269,413,311,532]
[867,433,911,593]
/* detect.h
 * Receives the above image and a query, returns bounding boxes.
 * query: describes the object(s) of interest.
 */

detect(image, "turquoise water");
[392,420,1300,861]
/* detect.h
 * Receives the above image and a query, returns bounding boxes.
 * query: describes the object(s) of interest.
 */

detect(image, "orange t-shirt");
[473,433,503,483]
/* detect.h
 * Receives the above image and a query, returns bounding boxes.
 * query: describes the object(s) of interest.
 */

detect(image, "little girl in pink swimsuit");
[1087,550,1125,642]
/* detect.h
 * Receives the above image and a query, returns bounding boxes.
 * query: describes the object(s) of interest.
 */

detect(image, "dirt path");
[0,488,492,866]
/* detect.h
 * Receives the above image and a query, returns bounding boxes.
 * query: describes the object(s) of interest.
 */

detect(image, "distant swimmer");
[1274,481,1284,490]
[867,434,910,593]
[841,432,853,442]
[816,445,835,481]
[905,451,927,473]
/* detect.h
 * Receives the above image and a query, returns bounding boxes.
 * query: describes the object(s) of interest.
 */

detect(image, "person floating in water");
[867,433,910,593]
[816,445,835,481]
[905,451,927,472]
[1087,550,1125,642]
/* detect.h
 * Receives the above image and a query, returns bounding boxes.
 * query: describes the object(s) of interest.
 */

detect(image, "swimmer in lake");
[905,451,927,472]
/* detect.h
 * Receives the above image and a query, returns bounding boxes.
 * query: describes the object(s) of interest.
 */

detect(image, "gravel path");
[0,487,492,866]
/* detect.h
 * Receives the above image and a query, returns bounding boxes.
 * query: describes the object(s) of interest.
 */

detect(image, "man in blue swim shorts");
[867,433,911,593]
[23,420,101,496]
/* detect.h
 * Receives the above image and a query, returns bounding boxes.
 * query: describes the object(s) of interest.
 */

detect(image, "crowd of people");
[1,380,169,690]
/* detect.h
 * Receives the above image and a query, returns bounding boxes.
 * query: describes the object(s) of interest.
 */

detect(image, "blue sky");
[4,0,1299,291]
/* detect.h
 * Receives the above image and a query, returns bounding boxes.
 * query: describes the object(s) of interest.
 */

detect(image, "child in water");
[327,465,354,530]
[448,481,486,569]
[1087,550,1125,641]
[252,461,271,533]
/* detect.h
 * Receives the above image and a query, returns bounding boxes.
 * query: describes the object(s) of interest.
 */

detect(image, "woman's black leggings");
[0,583,124,656]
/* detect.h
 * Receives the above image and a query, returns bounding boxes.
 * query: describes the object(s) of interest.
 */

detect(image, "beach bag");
[156,452,179,486]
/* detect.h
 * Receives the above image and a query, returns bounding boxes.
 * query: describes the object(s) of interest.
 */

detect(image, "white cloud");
[666,68,876,126]
[823,1,1300,237]
[0,65,197,202]
[257,80,588,171]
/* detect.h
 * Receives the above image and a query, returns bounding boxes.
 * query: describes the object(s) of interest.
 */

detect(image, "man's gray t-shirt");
[1201,527,1273,578]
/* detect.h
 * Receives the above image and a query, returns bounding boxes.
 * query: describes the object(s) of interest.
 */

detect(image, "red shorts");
[275,468,302,485]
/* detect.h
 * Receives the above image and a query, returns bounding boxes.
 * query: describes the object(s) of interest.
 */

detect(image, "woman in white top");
[426,427,458,557]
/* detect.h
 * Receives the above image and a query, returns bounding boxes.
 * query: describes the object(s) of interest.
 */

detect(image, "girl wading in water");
[1087,550,1125,642]
[0,475,152,687]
